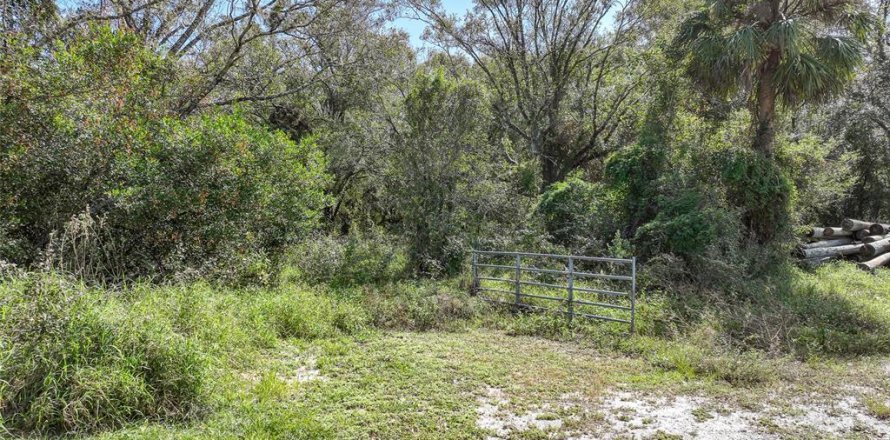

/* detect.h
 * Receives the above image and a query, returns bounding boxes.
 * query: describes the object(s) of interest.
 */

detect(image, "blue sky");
[391,0,474,48]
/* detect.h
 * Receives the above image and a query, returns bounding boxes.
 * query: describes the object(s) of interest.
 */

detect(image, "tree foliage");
[411,0,649,187]
[0,28,329,282]
[672,0,876,155]
[0,0,885,285]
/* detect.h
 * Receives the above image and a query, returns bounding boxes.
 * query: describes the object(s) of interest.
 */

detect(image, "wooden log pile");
[799,219,890,272]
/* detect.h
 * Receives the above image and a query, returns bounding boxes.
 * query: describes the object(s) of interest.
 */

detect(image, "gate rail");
[471,250,637,333]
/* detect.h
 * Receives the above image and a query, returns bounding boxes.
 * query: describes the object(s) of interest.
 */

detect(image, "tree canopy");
[0,0,887,279]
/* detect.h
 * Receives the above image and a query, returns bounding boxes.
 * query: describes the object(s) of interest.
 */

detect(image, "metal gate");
[471,250,637,333]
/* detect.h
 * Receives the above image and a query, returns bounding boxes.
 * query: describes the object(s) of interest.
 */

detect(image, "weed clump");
[0,273,205,435]
[359,281,488,331]
[255,288,369,339]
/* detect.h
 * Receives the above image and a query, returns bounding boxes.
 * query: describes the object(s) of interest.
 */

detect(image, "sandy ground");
[476,386,890,439]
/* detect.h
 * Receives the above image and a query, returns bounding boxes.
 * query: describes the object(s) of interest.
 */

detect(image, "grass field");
[88,330,890,439]
[2,262,890,439]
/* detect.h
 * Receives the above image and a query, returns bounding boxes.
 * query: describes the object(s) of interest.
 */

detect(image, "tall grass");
[0,273,204,434]
[2,254,887,436]
[0,274,372,435]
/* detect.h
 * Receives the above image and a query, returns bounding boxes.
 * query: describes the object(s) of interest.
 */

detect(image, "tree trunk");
[863,235,888,243]
[855,229,872,240]
[809,227,830,238]
[752,50,781,156]
[825,227,852,237]
[869,223,890,235]
[540,157,562,189]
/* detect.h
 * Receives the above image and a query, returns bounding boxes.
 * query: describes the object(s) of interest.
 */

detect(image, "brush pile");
[799,218,890,272]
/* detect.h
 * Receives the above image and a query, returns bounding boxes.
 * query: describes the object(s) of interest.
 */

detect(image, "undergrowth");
[1,259,888,436]
[0,274,204,434]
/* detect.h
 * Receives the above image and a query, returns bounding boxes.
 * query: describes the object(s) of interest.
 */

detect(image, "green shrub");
[777,134,857,227]
[604,141,668,233]
[536,175,624,250]
[0,28,330,284]
[718,148,796,242]
[288,230,407,287]
[380,70,524,276]
[359,281,487,331]
[634,189,728,258]
[0,273,205,434]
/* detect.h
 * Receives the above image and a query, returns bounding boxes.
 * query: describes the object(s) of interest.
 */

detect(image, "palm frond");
[766,18,810,56]
[726,25,766,63]
[709,0,746,20]
[775,52,843,103]
[800,0,856,22]
[687,33,742,96]
[814,35,863,77]
[673,11,713,49]
[837,10,879,43]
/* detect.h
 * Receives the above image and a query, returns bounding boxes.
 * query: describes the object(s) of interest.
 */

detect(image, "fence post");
[514,254,521,307]
[566,256,574,325]
[630,256,637,334]
[471,251,478,295]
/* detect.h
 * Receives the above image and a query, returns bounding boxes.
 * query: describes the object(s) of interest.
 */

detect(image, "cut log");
[858,252,890,272]
[861,238,890,258]
[869,223,890,235]
[824,227,852,237]
[799,244,864,259]
[863,235,887,243]
[854,229,872,240]
[810,227,831,238]
[799,238,854,249]
[810,227,851,238]
[842,218,873,232]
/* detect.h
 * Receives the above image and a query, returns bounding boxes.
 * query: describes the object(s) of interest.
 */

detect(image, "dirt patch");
[597,391,770,439]
[473,386,890,439]
[281,354,327,385]
[590,389,890,439]
[772,394,890,438]
[476,387,563,438]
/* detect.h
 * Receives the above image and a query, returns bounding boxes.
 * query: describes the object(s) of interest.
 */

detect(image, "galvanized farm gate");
[471,250,637,333]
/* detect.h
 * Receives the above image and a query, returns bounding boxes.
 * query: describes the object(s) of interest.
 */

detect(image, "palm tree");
[673,0,876,156]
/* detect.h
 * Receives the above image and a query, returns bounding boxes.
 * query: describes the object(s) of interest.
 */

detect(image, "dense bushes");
[536,175,623,251]
[634,189,733,258]
[287,230,407,287]
[359,281,487,331]
[257,289,369,339]
[718,148,796,242]
[0,29,329,283]
[380,70,518,276]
